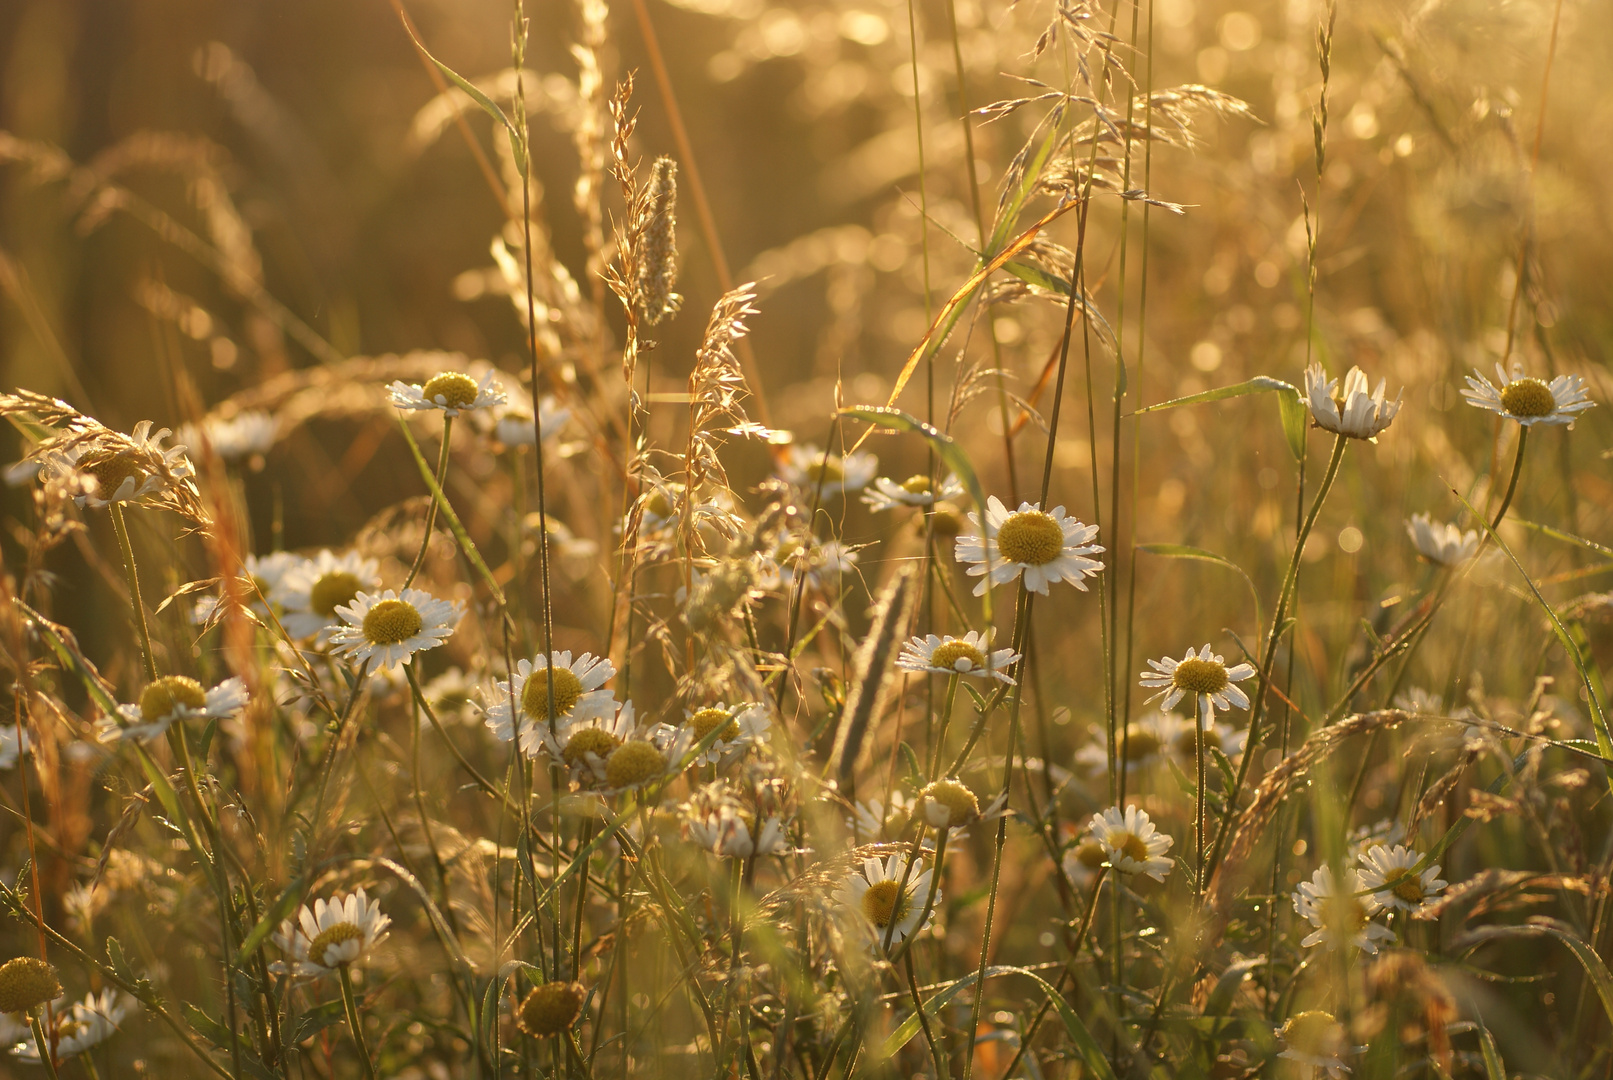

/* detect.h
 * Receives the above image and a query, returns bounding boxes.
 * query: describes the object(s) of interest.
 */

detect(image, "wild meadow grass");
[0,0,1610,1075]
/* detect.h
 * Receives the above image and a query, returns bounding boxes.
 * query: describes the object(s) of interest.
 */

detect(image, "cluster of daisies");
[0,957,137,1065]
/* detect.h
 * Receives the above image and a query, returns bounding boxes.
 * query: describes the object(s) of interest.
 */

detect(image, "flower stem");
[338,964,380,1080]
[905,948,950,1080]
[1195,697,1208,897]
[928,673,960,782]
[404,414,454,588]
[28,1011,60,1080]
[108,502,156,681]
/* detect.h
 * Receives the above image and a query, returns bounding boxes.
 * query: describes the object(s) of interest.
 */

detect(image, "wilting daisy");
[955,497,1103,596]
[1405,514,1479,567]
[1357,844,1447,917]
[533,701,641,786]
[388,369,507,417]
[1089,805,1175,881]
[776,444,877,496]
[99,675,248,744]
[177,410,277,464]
[1462,363,1594,428]
[1278,1010,1352,1079]
[1140,644,1257,720]
[273,550,382,641]
[897,631,1019,683]
[1304,364,1402,440]
[862,472,965,512]
[485,652,617,756]
[686,804,791,857]
[12,990,135,1062]
[838,855,938,949]
[329,588,462,670]
[1292,865,1395,953]
[273,887,391,977]
[683,703,771,765]
[44,421,195,508]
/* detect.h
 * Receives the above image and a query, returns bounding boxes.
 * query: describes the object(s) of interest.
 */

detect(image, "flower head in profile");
[862,472,964,512]
[920,778,981,830]
[100,676,248,744]
[1462,362,1594,428]
[683,702,771,765]
[1405,514,1478,567]
[273,887,391,977]
[1305,364,1402,440]
[485,652,618,757]
[1062,831,1108,889]
[1139,644,1256,720]
[389,369,507,417]
[776,444,877,496]
[1278,1010,1351,1079]
[177,410,277,465]
[1292,865,1395,953]
[837,854,938,950]
[1357,844,1446,917]
[11,990,135,1062]
[482,395,569,446]
[1089,805,1174,881]
[273,550,382,642]
[42,421,197,509]
[955,496,1103,596]
[897,631,1019,683]
[329,588,462,670]
[685,803,791,857]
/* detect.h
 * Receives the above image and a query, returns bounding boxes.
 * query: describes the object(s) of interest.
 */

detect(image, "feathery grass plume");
[634,156,681,325]
[683,282,761,500]
[831,566,916,786]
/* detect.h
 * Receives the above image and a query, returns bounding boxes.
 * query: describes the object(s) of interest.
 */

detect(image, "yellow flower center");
[1073,839,1106,871]
[522,667,585,721]
[928,505,963,538]
[900,475,932,495]
[306,921,365,967]
[562,727,620,765]
[806,456,844,485]
[1171,657,1228,695]
[1389,874,1426,905]
[929,640,987,671]
[644,487,676,520]
[1500,377,1556,418]
[1281,1010,1344,1056]
[140,676,208,721]
[996,510,1064,566]
[689,707,739,743]
[605,740,667,788]
[1123,727,1163,761]
[518,981,586,1038]
[309,571,362,617]
[0,958,61,1015]
[83,454,146,498]
[1321,895,1368,934]
[860,880,909,929]
[362,599,423,645]
[422,372,481,409]
[1119,833,1151,864]
[921,779,980,827]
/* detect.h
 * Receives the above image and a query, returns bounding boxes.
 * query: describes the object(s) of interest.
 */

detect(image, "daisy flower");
[485,395,569,446]
[1292,865,1395,953]
[686,804,791,857]
[272,550,382,641]
[1405,514,1479,567]
[861,472,965,512]
[1277,1010,1352,1079]
[1089,805,1175,881]
[99,675,248,744]
[1357,844,1447,917]
[847,792,914,841]
[329,588,462,670]
[421,667,480,726]
[485,652,618,756]
[1062,832,1108,889]
[1074,715,1176,774]
[684,703,771,765]
[1461,363,1594,428]
[837,855,938,949]
[177,410,277,464]
[1304,364,1403,440]
[920,778,981,829]
[532,702,641,787]
[12,990,135,1062]
[1139,644,1256,720]
[195,550,302,626]
[776,444,877,496]
[897,631,1019,683]
[954,496,1103,596]
[602,727,692,794]
[388,369,507,417]
[44,421,196,509]
[273,887,391,977]
[773,536,859,593]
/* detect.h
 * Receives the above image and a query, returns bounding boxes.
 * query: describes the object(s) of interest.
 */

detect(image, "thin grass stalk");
[108,503,157,681]
[905,948,949,1080]
[338,964,380,1080]
[403,414,453,588]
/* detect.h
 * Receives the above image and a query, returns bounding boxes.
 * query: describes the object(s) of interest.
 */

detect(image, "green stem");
[928,674,961,782]
[905,949,949,1080]
[1195,697,1208,897]
[28,1011,61,1080]
[108,502,156,681]
[338,964,380,1080]
[404,414,454,588]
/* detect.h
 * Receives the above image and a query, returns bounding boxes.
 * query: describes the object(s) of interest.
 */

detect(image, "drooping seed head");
[1500,377,1556,418]
[0,958,61,1015]
[140,676,208,722]
[996,510,1064,566]
[362,599,423,645]
[522,667,584,721]
[518,980,587,1037]
[422,372,481,410]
